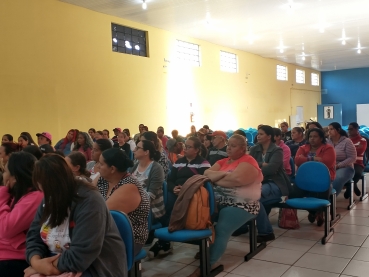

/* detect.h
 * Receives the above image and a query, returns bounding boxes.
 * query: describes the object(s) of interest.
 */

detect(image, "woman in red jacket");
[292,128,336,225]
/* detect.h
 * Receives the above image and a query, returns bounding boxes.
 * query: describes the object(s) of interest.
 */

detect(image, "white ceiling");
[60,0,369,71]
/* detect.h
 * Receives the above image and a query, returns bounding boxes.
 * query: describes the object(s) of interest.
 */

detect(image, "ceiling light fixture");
[142,0,147,10]
[341,29,346,45]
[357,40,361,54]
[279,39,284,53]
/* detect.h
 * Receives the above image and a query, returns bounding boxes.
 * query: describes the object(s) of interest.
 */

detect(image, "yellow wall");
[0,0,321,141]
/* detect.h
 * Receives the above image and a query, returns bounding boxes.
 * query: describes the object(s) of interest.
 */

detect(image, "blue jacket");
[54,139,74,155]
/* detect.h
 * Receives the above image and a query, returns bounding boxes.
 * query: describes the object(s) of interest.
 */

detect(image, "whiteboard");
[357,104,369,126]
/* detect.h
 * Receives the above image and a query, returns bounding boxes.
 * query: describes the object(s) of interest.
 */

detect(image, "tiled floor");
[142,175,369,276]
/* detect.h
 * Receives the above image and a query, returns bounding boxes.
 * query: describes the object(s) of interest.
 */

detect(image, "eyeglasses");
[184,145,194,149]
[135,146,144,150]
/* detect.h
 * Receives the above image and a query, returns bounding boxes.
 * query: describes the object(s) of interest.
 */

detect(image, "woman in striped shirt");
[327,122,357,197]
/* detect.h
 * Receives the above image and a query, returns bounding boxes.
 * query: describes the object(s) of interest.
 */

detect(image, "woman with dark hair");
[66,152,92,183]
[23,145,43,160]
[25,154,127,277]
[2,134,13,143]
[20,132,37,146]
[273,128,292,175]
[348,122,368,196]
[294,128,336,225]
[0,142,21,167]
[18,135,31,149]
[87,139,112,180]
[141,131,170,177]
[95,131,103,140]
[73,132,93,162]
[327,122,357,198]
[97,148,150,256]
[249,125,291,242]
[131,140,165,218]
[306,121,323,130]
[0,152,43,277]
[149,137,211,258]
[204,133,213,150]
[285,127,307,158]
[55,129,79,156]
[88,128,96,142]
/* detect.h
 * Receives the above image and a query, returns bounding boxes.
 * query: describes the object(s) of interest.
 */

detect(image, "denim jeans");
[333,167,355,196]
[210,206,255,265]
[256,182,282,235]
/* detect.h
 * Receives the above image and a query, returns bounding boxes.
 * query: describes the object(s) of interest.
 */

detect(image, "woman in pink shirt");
[0,152,43,277]
[73,132,93,162]
[273,128,292,175]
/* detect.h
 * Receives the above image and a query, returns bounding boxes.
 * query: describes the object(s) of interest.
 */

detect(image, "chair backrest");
[289,157,296,176]
[110,210,134,271]
[204,181,216,215]
[246,132,253,143]
[295,162,331,192]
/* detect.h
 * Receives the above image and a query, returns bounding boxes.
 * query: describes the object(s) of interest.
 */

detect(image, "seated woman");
[327,122,357,198]
[306,121,323,130]
[188,134,262,277]
[66,151,93,183]
[73,132,93,162]
[20,132,37,146]
[2,134,13,143]
[249,125,291,242]
[285,127,307,158]
[23,145,43,160]
[294,128,336,225]
[348,122,367,196]
[0,152,44,277]
[140,131,170,177]
[131,140,165,218]
[18,135,32,149]
[273,128,292,175]
[0,143,21,181]
[97,148,150,256]
[87,139,112,180]
[113,132,132,158]
[25,154,127,277]
[149,137,210,258]
[55,129,79,156]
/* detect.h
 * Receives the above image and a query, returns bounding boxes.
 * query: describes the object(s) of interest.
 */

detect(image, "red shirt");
[160,136,168,151]
[350,135,367,168]
[295,144,336,181]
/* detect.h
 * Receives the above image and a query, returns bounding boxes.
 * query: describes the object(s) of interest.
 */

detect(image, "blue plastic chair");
[285,162,334,244]
[246,132,253,144]
[110,211,145,277]
[154,182,224,277]
[110,211,134,271]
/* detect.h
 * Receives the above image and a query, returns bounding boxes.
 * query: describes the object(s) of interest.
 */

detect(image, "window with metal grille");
[111,23,147,57]
[277,65,288,81]
[296,69,305,84]
[311,72,319,86]
[176,40,200,66]
[220,51,237,73]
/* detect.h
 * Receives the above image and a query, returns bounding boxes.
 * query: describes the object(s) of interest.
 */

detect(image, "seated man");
[171,129,185,143]
[166,138,184,164]
[207,131,228,165]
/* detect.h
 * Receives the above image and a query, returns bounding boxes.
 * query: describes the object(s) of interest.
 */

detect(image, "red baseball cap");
[210,131,227,140]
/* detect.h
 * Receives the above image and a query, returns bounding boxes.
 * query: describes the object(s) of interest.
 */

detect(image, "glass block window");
[176,40,200,66]
[311,72,319,86]
[111,23,147,57]
[296,69,305,84]
[220,51,237,73]
[277,65,288,81]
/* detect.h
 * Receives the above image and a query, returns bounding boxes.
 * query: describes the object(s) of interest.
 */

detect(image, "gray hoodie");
[26,184,127,277]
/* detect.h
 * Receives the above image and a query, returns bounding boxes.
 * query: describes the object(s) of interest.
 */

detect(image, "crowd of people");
[0,120,367,277]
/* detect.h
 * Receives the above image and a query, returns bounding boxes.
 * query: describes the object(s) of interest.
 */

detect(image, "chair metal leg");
[134,261,142,277]
[321,205,334,245]
[199,239,223,277]
[360,173,368,201]
[348,180,357,210]
[330,192,340,226]
[244,219,266,261]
